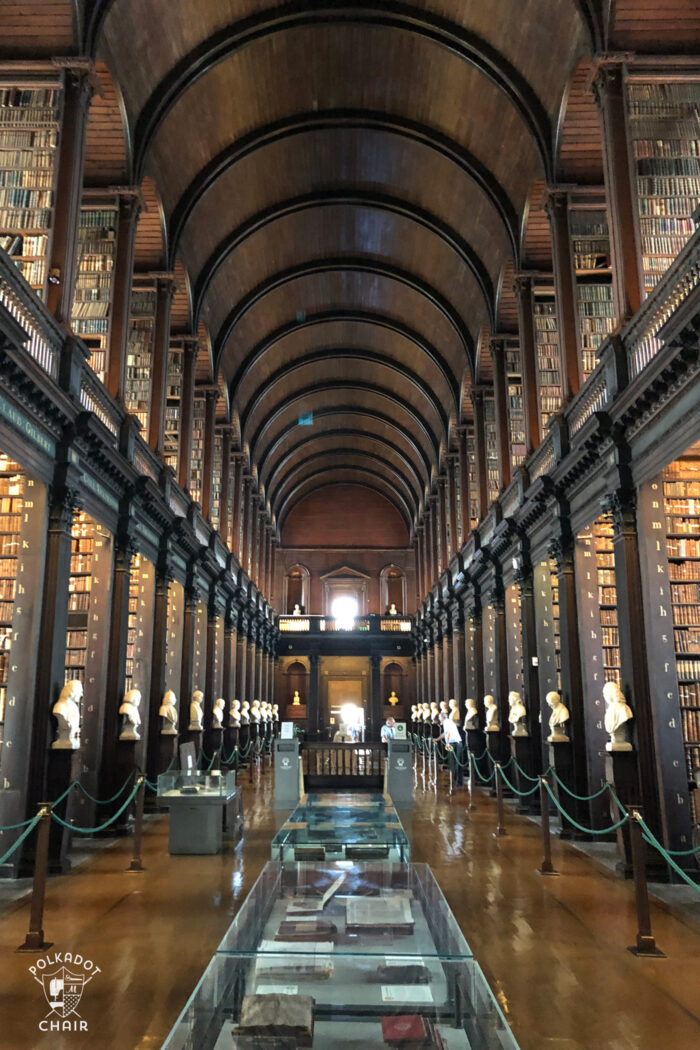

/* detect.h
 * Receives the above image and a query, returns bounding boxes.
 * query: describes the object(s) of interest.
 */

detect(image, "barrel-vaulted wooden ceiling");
[2,0,698,537]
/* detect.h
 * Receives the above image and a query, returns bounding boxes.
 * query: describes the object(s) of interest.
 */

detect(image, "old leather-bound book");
[371,962,431,983]
[237,993,314,1047]
[381,1013,433,1046]
[345,895,414,932]
[275,920,338,942]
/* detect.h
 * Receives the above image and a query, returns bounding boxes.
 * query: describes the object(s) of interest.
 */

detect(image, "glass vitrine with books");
[161,862,519,1049]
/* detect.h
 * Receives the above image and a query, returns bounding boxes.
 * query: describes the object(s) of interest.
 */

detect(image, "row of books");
[636,175,700,199]
[634,138,700,159]
[0,579,16,601]
[671,603,700,626]
[0,186,52,209]
[677,658,700,681]
[0,130,56,150]
[664,484,700,500]
[0,514,21,531]
[667,537,700,558]
[680,708,700,742]
[674,628,700,654]
[668,562,700,582]
[638,195,699,217]
[641,234,689,257]
[679,682,700,707]
[73,301,111,320]
[670,583,700,603]
[0,167,53,188]
[0,205,51,229]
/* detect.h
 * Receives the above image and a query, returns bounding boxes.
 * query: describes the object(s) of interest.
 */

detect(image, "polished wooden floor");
[1,770,699,1050]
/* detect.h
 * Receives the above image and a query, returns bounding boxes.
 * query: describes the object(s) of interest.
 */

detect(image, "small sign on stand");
[280,722,294,740]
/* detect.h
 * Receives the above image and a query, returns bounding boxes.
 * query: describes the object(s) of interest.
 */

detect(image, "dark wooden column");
[457,425,471,544]
[179,581,199,735]
[545,189,581,400]
[146,552,172,782]
[229,453,243,557]
[471,388,488,520]
[203,596,219,753]
[222,603,237,703]
[99,527,136,796]
[442,617,454,700]
[513,275,541,453]
[421,519,430,596]
[235,615,248,701]
[603,487,664,840]
[268,535,277,605]
[414,529,423,605]
[548,530,591,815]
[438,475,449,573]
[491,582,510,735]
[592,62,643,322]
[218,427,233,541]
[447,454,458,557]
[177,338,198,492]
[25,469,80,817]
[451,599,465,705]
[240,476,253,577]
[107,193,141,403]
[515,562,543,769]
[201,389,218,522]
[258,515,268,596]
[424,501,435,589]
[468,588,485,710]
[147,275,175,454]
[432,624,442,700]
[47,65,93,322]
[490,339,512,489]
[369,652,382,741]
[308,650,321,736]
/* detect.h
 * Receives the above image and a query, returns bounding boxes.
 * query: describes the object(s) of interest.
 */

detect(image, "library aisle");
[1,780,699,1050]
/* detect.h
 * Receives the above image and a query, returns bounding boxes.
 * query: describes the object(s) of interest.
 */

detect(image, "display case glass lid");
[156,770,236,798]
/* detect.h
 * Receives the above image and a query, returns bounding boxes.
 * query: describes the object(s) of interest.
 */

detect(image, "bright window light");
[331,595,359,629]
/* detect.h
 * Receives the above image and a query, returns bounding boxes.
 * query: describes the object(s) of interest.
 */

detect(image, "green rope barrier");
[637,816,700,890]
[145,779,158,793]
[0,812,43,867]
[51,781,141,835]
[74,769,136,806]
[498,764,541,797]
[472,761,496,784]
[511,759,543,783]
[550,769,612,802]
[543,781,629,836]
[0,815,40,832]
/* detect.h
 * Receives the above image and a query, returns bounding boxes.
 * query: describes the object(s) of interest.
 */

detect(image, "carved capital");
[547,536,574,575]
[512,274,534,303]
[601,490,637,541]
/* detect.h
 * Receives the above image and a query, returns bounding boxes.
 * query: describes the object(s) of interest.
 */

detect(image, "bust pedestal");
[104,738,138,835]
[159,732,178,775]
[510,735,537,813]
[223,725,239,770]
[604,750,656,879]
[466,727,487,782]
[547,741,578,839]
[46,748,81,873]
[186,727,203,755]
[485,730,510,796]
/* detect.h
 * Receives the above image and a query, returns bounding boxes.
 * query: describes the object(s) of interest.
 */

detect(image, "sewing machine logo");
[29,952,101,1032]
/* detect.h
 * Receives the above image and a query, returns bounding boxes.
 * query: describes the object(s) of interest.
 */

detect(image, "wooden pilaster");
[490,339,512,489]
[201,389,218,523]
[147,275,175,454]
[471,388,488,520]
[545,189,581,400]
[513,276,541,453]
[107,194,141,403]
[177,338,198,492]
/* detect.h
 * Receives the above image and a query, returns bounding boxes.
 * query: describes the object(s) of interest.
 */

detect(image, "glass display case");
[157,771,240,855]
[271,823,409,863]
[160,863,519,1049]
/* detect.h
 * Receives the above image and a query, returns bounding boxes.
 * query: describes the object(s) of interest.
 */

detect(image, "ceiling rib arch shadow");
[273,455,418,524]
[279,473,413,535]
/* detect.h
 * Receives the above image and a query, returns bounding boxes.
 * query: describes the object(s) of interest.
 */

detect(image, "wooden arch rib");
[192,191,495,329]
[271,450,420,518]
[213,257,475,369]
[239,349,449,441]
[168,111,520,262]
[264,427,425,500]
[247,382,441,465]
[129,4,554,180]
[278,474,413,534]
[260,407,434,484]
[229,310,460,410]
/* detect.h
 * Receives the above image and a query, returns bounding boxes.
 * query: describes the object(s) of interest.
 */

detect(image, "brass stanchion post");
[17,804,53,952]
[537,777,559,876]
[468,753,477,811]
[126,776,146,873]
[627,810,665,957]
[494,764,506,837]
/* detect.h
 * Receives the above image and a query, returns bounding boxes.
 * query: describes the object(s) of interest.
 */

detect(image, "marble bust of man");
[229,698,241,727]
[251,699,261,723]
[272,703,279,721]
[212,697,226,729]
[291,689,301,706]
[546,691,570,743]
[464,698,479,730]
[508,691,528,738]
[159,689,178,735]
[52,679,83,749]
[119,687,142,740]
[387,690,399,706]
[483,694,499,732]
[448,698,460,723]
[603,681,634,751]
[189,689,204,731]
[241,701,250,724]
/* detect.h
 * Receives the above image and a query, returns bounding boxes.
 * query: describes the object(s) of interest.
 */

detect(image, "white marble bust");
[52,679,82,750]
[484,694,499,732]
[448,698,460,723]
[464,698,479,730]
[603,681,634,751]
[159,689,178,735]
[241,700,250,724]
[188,689,204,731]
[508,691,528,738]
[251,699,261,723]
[119,687,142,741]
[430,701,439,723]
[546,691,570,743]
[421,703,431,722]
[291,689,301,706]
[212,697,225,729]
[272,703,279,721]
[229,698,241,728]
[410,704,417,722]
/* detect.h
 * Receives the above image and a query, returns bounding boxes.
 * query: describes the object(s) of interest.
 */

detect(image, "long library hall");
[0,3,700,1050]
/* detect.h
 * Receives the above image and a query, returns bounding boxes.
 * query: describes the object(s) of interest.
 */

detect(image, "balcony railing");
[277,614,413,634]
[0,247,61,380]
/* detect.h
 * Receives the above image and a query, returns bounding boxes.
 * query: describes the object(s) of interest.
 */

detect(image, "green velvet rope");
[51,780,141,834]
[637,816,700,888]
[543,781,629,836]
[497,764,541,797]
[74,768,136,805]
[549,768,612,802]
[0,812,43,867]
